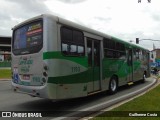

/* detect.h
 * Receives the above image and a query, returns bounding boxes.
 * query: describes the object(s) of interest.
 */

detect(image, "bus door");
[87,39,101,93]
[127,49,133,82]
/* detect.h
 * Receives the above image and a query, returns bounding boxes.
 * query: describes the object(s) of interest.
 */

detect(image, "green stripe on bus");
[48,71,90,84]
[47,67,103,84]
[43,51,88,67]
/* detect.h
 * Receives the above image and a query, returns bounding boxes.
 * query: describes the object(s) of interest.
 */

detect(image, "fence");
[0,61,11,67]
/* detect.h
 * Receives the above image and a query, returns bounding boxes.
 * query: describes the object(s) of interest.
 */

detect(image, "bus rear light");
[44,65,48,71]
[43,72,48,77]
[42,78,46,83]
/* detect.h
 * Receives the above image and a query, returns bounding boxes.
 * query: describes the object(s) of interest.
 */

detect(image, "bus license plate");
[23,75,30,80]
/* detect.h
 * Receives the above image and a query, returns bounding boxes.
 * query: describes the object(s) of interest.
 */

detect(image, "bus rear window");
[13,20,43,55]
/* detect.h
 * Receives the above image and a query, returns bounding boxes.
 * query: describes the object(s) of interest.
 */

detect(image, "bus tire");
[109,76,118,94]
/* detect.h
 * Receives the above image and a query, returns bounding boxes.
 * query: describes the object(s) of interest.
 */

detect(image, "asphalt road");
[0,77,157,120]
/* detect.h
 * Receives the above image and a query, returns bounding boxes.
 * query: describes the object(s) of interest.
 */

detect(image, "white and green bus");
[11,14,150,99]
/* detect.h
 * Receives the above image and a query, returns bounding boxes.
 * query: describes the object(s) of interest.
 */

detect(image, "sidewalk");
[0,67,11,69]
[0,78,11,81]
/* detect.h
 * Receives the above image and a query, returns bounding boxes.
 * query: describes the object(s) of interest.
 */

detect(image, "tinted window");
[116,42,125,51]
[104,39,115,49]
[73,30,84,44]
[61,27,84,56]
[61,27,72,42]
[104,39,126,59]
[13,20,43,55]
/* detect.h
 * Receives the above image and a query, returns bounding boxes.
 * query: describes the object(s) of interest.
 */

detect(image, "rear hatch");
[12,20,45,86]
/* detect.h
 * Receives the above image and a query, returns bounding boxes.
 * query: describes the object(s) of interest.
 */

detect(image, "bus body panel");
[133,50,149,81]
[44,56,88,99]
[11,14,150,100]
[12,52,44,86]
[43,16,59,53]
[12,80,49,98]
[11,15,59,98]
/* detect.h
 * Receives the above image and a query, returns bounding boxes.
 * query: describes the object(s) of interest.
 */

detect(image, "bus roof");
[12,14,149,52]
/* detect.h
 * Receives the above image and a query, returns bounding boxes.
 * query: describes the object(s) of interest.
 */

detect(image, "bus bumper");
[11,81,49,99]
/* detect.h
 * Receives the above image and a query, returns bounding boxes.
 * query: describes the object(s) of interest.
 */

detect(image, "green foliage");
[93,83,160,120]
[0,69,11,79]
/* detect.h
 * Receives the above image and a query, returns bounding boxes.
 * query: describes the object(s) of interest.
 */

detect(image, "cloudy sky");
[0,0,160,50]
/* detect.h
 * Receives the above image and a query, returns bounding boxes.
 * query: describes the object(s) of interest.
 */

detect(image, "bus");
[11,14,150,99]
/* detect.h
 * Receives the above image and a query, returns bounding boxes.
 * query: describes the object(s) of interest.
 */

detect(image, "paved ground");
[0,77,157,120]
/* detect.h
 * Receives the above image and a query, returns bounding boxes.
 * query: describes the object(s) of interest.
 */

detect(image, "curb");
[0,79,11,81]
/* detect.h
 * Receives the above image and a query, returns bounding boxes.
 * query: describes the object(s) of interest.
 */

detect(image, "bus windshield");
[12,20,43,55]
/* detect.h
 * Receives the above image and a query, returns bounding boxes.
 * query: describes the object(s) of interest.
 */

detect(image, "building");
[150,49,160,69]
[0,36,11,67]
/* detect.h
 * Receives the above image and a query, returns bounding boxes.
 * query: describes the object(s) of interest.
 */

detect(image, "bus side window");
[78,46,84,55]
[61,26,85,56]
[133,49,140,61]
[127,50,132,66]
[139,50,143,60]
[103,39,115,58]
[103,39,126,59]
[87,41,92,66]
[136,49,140,60]
[61,27,72,42]
[62,43,69,55]
[94,41,100,66]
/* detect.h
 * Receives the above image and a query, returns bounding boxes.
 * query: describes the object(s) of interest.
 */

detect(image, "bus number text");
[72,67,80,73]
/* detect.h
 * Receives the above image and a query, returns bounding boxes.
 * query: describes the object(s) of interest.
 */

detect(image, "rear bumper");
[11,81,48,98]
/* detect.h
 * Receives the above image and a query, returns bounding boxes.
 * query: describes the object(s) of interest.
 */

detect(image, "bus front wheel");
[109,76,118,94]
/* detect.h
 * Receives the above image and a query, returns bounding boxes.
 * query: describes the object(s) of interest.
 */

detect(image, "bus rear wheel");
[109,77,118,94]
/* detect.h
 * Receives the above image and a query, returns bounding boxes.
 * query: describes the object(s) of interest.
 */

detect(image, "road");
[0,78,157,120]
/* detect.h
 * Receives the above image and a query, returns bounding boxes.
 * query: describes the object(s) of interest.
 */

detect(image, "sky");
[0,0,160,50]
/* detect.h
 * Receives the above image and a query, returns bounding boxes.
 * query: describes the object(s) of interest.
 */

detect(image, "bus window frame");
[12,19,43,56]
[103,38,126,59]
[60,26,85,57]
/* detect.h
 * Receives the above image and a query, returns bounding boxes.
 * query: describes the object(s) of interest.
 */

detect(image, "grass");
[0,69,11,79]
[92,80,160,120]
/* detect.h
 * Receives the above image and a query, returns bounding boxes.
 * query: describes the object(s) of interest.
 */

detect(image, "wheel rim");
[111,79,117,92]
[143,74,146,79]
